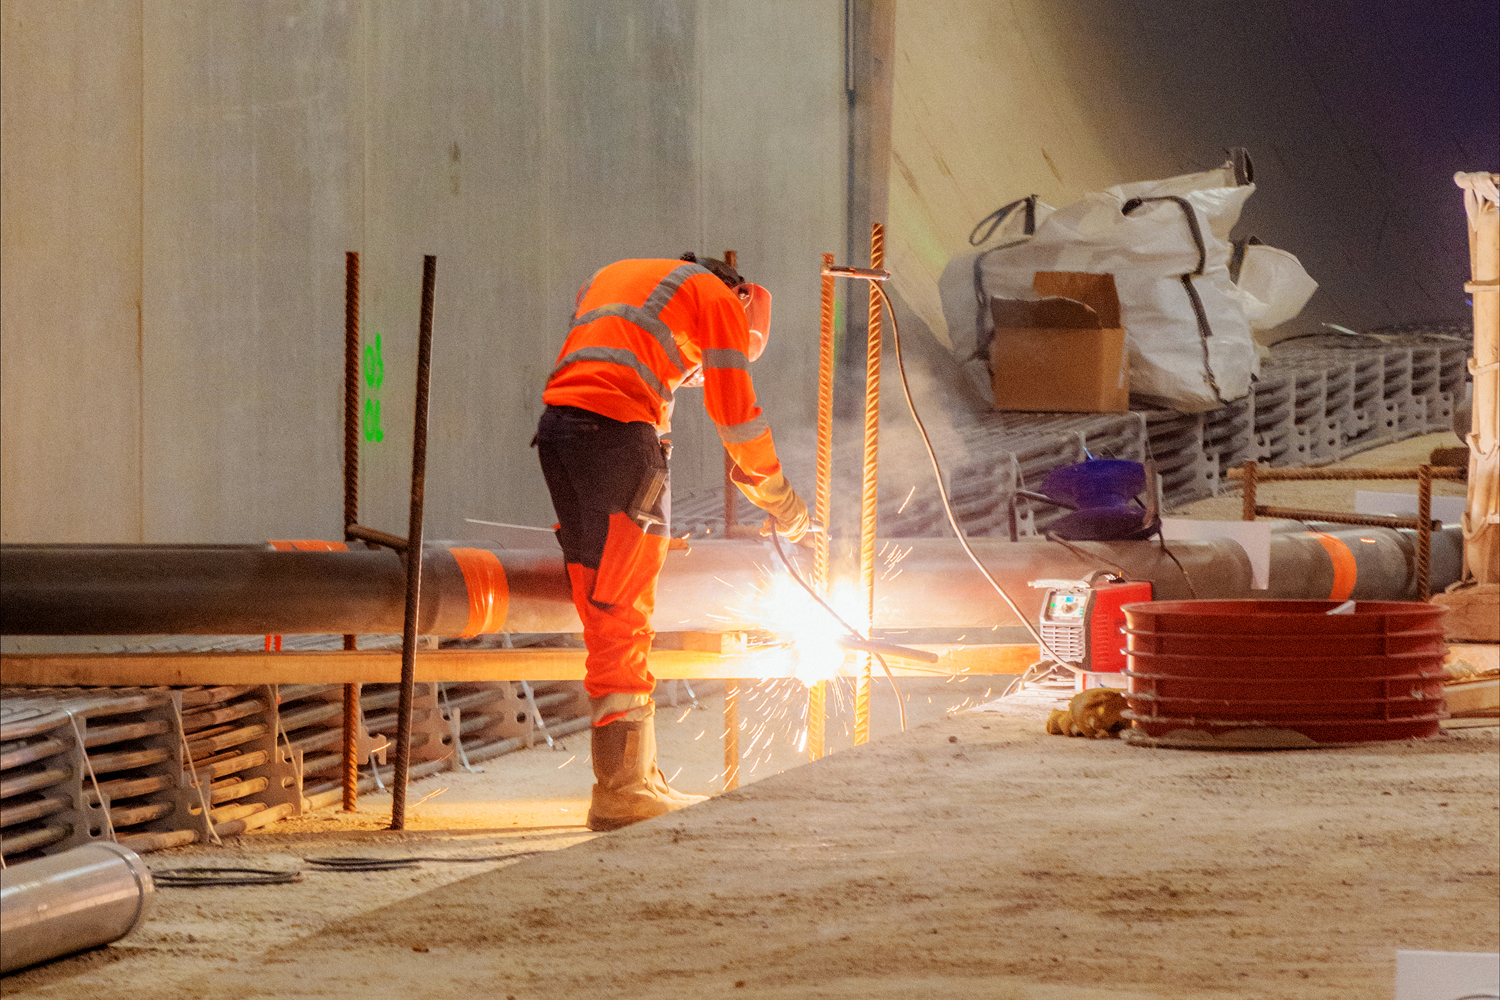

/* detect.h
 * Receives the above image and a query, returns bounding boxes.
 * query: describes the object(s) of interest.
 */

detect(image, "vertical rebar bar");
[341,683,359,811]
[814,252,837,590]
[342,251,360,812]
[722,248,744,789]
[723,679,740,790]
[1241,461,1258,521]
[390,255,436,831]
[722,250,740,537]
[722,452,738,535]
[809,251,838,761]
[1417,464,1433,602]
[854,224,884,746]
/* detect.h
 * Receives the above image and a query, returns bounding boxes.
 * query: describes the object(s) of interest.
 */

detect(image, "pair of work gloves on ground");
[729,466,811,544]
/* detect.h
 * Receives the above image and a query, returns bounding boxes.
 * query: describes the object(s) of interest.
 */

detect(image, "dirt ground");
[5,433,1497,998]
[6,694,1495,1000]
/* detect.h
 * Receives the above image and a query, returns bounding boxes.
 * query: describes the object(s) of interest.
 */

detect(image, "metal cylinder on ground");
[0,842,154,974]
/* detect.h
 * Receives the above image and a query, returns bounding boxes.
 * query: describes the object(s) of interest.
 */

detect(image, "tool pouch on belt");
[594,462,670,608]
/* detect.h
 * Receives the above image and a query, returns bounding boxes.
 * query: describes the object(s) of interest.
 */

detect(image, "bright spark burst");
[738,573,866,688]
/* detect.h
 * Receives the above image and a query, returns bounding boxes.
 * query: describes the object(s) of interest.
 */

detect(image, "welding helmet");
[736,283,772,361]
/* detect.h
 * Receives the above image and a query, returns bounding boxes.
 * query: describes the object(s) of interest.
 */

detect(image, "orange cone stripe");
[1309,532,1357,601]
[448,547,509,638]
[268,540,350,551]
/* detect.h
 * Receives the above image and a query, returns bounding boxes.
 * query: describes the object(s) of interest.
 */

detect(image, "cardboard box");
[989,271,1128,412]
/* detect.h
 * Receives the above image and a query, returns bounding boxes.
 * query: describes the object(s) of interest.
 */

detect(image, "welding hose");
[767,529,907,731]
[872,281,1075,668]
[152,851,547,886]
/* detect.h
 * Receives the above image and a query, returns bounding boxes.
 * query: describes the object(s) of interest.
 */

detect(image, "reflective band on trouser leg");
[448,547,509,638]
[269,540,351,551]
[1309,532,1358,601]
[591,691,651,727]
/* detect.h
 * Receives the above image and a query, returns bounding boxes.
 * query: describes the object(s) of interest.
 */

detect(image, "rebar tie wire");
[169,699,223,845]
[66,710,117,844]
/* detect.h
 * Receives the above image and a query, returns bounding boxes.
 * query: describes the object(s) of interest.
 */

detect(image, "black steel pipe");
[0,527,1466,638]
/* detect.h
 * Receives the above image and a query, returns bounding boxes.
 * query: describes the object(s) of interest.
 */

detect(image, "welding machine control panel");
[1042,588,1090,622]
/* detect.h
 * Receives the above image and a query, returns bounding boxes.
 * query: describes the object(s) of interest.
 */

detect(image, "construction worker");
[536,254,810,831]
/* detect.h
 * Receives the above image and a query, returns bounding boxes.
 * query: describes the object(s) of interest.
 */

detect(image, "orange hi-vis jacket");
[544,258,783,484]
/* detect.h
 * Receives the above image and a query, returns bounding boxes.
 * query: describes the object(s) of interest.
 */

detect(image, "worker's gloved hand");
[731,468,811,543]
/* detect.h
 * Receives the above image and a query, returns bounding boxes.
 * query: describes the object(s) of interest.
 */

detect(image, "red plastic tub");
[1125,629,1445,659]
[1125,649,1447,680]
[1125,673,1445,712]
[1120,599,1448,746]
[1123,600,1446,637]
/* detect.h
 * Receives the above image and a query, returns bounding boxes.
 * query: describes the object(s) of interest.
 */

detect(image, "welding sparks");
[410,786,449,809]
[738,574,865,688]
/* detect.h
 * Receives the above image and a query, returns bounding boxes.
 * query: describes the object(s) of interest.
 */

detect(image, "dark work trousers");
[535,405,670,569]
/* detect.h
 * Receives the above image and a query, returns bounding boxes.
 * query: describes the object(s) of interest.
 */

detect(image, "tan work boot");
[586,700,707,832]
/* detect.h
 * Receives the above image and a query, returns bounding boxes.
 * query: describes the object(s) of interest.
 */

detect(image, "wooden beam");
[0,644,1038,688]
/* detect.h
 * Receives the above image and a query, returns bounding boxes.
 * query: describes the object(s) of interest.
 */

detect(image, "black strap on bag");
[1227,147,1254,186]
[1121,195,1227,406]
[1228,236,1264,285]
[969,195,1040,362]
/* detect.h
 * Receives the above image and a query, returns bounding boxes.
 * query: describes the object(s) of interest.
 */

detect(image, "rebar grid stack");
[0,674,590,861]
[0,685,300,863]
[675,332,1470,538]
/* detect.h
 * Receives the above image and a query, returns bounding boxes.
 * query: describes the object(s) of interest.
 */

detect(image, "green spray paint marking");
[363,334,384,390]
[363,333,385,443]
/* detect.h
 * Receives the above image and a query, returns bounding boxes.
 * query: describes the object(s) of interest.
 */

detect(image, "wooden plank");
[1444,679,1500,718]
[0,644,1038,687]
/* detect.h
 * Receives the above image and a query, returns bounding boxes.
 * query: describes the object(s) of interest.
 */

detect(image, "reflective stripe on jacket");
[543,258,782,483]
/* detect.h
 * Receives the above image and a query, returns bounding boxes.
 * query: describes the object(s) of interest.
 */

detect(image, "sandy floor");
[5,432,1496,998]
[6,696,1495,999]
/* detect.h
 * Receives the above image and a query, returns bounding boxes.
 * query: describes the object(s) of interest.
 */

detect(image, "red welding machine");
[1031,576,1153,691]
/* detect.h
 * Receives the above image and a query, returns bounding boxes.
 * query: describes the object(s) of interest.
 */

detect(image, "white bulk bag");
[1232,241,1319,336]
[941,157,1286,413]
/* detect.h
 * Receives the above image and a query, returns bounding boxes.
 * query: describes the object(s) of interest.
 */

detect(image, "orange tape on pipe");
[268,540,350,551]
[1309,532,1358,601]
[448,547,509,637]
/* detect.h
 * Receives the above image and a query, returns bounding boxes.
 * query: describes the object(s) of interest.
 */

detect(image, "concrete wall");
[888,0,1500,350]
[16,1,1488,546]
[2,1,144,542]
[1,0,847,543]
